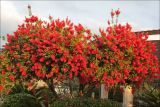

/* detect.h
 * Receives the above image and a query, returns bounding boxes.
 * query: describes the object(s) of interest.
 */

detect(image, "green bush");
[134,88,160,107]
[0,93,41,107]
[108,87,123,102]
[134,80,160,107]
[9,83,31,95]
[51,97,122,107]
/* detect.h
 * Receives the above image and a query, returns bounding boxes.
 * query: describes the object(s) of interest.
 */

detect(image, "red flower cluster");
[0,15,100,90]
[25,16,38,23]
[94,9,160,88]
[111,8,120,17]
[0,9,159,93]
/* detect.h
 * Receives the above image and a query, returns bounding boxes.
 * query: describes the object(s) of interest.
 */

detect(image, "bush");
[108,87,123,102]
[50,97,122,107]
[9,83,31,95]
[134,86,160,107]
[0,93,41,107]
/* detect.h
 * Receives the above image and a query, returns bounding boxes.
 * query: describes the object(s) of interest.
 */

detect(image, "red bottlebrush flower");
[49,15,53,20]
[0,55,4,59]
[110,59,115,63]
[104,60,109,64]
[60,57,67,62]
[75,24,84,33]
[120,87,124,93]
[9,75,15,81]
[86,29,91,34]
[131,88,135,94]
[34,63,42,69]
[132,76,139,81]
[31,55,36,62]
[80,72,85,78]
[1,70,5,75]
[40,57,45,62]
[102,72,107,81]
[107,20,110,25]
[66,17,71,25]
[16,63,21,67]
[69,73,73,79]
[0,85,4,92]
[46,61,50,65]
[92,49,98,54]
[124,69,129,76]
[22,71,27,77]
[115,9,120,16]
[63,50,69,56]
[111,9,115,17]
[90,63,96,69]
[7,66,11,71]
[46,71,53,78]
[25,16,38,23]
[1,78,5,82]
[63,68,68,73]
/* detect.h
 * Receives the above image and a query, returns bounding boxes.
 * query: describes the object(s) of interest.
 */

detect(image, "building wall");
[147,34,160,59]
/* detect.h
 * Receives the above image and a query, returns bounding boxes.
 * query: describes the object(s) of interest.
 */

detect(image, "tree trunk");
[100,84,108,99]
[123,85,133,107]
[69,80,73,98]
[79,83,85,96]
[47,79,58,98]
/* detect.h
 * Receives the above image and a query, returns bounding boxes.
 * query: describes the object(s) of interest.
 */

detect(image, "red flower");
[51,55,55,61]
[107,20,110,25]
[1,70,5,75]
[132,76,140,82]
[22,71,27,77]
[0,55,4,59]
[111,9,115,17]
[120,87,124,93]
[25,16,38,23]
[63,68,68,73]
[40,57,45,62]
[0,85,4,91]
[49,15,53,20]
[75,24,84,33]
[90,63,96,69]
[60,57,67,62]
[69,73,73,79]
[124,69,129,76]
[102,72,107,81]
[46,71,53,78]
[9,75,15,81]
[115,9,120,16]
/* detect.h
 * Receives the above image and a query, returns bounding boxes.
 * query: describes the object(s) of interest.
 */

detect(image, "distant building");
[135,29,160,59]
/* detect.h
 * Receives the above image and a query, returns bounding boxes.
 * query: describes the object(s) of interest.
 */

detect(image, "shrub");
[108,87,123,102]
[0,93,41,107]
[134,81,160,107]
[9,83,31,95]
[50,97,122,107]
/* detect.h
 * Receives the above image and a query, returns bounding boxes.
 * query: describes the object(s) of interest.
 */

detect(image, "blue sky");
[1,0,160,37]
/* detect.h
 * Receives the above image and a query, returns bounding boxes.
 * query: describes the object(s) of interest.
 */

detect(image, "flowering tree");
[0,16,100,96]
[95,9,160,91]
[0,9,159,99]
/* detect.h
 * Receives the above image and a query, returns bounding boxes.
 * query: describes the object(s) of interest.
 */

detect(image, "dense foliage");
[0,93,41,107]
[0,9,159,96]
[51,97,122,107]
[0,15,99,95]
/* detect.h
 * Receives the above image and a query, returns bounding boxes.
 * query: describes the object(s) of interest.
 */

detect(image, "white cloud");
[0,1,23,36]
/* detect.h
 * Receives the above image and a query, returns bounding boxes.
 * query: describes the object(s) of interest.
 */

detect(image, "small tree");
[94,9,159,91]
[0,15,100,98]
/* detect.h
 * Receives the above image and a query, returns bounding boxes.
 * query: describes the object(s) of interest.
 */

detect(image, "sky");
[0,0,160,44]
